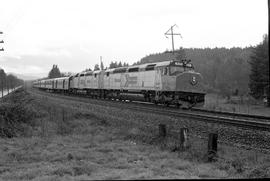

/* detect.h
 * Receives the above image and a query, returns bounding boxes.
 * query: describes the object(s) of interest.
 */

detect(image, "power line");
[164,24,182,54]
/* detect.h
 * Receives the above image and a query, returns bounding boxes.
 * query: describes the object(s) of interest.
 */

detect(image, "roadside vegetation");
[203,93,270,116]
[0,88,269,180]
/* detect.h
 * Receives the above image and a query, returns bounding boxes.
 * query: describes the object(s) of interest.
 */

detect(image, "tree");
[94,64,100,71]
[0,68,6,97]
[175,47,187,61]
[118,61,122,67]
[48,64,61,78]
[0,69,23,96]
[249,34,269,100]
[84,68,92,72]
[109,61,118,68]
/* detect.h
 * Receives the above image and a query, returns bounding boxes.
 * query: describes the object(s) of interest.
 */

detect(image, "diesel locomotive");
[33,60,206,108]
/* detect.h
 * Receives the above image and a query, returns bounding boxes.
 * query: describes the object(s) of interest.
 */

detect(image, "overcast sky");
[0,0,268,78]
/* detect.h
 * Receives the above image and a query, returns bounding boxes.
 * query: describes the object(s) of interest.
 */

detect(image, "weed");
[52,167,73,176]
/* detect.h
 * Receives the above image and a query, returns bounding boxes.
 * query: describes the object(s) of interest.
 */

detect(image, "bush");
[0,90,37,138]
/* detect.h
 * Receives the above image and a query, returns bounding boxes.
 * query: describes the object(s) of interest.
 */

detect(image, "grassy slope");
[0,89,269,180]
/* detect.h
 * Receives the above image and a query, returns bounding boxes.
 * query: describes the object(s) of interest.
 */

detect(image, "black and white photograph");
[0,0,269,180]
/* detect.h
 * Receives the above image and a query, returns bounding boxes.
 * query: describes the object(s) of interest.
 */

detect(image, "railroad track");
[29,88,270,132]
[191,107,270,122]
[28,88,270,152]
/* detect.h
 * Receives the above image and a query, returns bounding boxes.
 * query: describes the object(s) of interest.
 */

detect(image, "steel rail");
[30,88,270,131]
[192,107,270,121]
[121,105,270,131]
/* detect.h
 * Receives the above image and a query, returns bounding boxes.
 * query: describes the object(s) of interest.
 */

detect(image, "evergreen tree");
[175,47,187,61]
[94,64,100,71]
[0,69,6,95]
[118,61,122,67]
[48,64,61,78]
[109,61,117,68]
[123,62,129,67]
[249,34,269,99]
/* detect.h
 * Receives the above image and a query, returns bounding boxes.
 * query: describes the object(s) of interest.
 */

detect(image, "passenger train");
[33,60,206,108]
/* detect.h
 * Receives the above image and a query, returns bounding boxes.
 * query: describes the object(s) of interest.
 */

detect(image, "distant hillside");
[138,47,253,95]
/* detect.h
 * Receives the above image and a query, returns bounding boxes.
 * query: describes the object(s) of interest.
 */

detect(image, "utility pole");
[100,56,104,70]
[0,31,3,51]
[165,24,182,54]
[0,31,3,98]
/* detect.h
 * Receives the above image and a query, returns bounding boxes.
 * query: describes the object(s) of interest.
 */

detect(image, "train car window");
[94,74,97,78]
[128,67,139,72]
[145,64,156,71]
[85,72,93,76]
[113,68,127,74]
[79,74,85,77]
[75,73,79,77]
[106,72,110,77]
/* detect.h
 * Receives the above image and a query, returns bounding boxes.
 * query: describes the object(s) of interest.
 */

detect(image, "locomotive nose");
[176,72,205,93]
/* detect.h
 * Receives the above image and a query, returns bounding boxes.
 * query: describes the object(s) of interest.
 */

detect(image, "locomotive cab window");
[113,68,127,74]
[169,64,194,76]
[145,64,156,71]
[85,72,93,76]
[128,67,139,72]
[170,66,184,76]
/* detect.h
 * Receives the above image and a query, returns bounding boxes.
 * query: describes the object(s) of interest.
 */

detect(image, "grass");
[0,88,269,180]
[204,93,270,116]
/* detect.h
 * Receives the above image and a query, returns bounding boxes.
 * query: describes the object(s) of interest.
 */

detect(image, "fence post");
[179,127,189,151]
[208,132,218,161]
[159,124,166,138]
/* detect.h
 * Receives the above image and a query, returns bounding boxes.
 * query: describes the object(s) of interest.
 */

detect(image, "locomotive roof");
[53,77,70,80]
[71,60,192,76]
[104,60,173,73]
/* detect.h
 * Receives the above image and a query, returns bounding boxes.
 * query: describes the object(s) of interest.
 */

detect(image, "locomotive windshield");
[168,60,194,75]
[169,65,194,75]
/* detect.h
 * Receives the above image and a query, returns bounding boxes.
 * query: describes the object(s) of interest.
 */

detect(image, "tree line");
[0,68,24,97]
[138,35,269,101]
[84,61,129,72]
[47,34,268,104]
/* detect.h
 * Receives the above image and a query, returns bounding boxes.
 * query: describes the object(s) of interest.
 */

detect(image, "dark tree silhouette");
[138,46,253,95]
[94,64,100,71]
[249,34,269,100]
[109,61,118,68]
[48,65,61,78]
[0,68,6,96]
[0,68,24,97]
